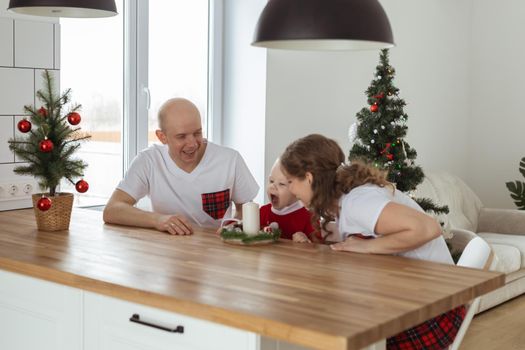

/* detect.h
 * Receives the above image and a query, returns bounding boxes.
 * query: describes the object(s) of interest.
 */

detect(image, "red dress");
[259,203,316,240]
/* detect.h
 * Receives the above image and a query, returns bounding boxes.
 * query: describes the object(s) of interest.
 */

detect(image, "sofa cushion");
[415,172,483,232]
[478,275,525,313]
[505,268,525,283]
[487,243,521,274]
[478,232,525,268]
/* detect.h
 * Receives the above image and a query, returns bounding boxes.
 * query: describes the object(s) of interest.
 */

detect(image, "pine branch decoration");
[8,70,90,196]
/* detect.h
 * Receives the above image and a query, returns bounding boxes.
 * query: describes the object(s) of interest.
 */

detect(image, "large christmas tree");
[8,70,90,199]
[349,49,448,215]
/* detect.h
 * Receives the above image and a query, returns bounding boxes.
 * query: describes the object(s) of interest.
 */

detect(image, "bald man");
[103,98,259,235]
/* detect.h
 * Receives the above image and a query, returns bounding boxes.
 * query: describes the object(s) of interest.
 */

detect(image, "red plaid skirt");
[387,305,466,350]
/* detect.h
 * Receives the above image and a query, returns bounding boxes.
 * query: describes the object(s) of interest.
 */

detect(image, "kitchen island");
[0,208,503,350]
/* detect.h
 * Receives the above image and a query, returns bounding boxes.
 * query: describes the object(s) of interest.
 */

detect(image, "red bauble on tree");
[67,112,81,125]
[37,106,48,118]
[36,196,52,211]
[17,119,32,133]
[39,137,54,153]
[370,103,379,112]
[75,179,89,193]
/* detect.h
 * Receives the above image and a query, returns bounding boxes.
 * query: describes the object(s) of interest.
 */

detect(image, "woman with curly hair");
[280,134,464,350]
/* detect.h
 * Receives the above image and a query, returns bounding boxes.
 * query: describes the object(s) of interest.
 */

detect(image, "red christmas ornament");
[75,179,89,193]
[39,138,54,153]
[386,154,394,161]
[37,196,52,211]
[380,143,392,155]
[37,107,48,118]
[17,119,32,133]
[370,103,379,112]
[67,112,81,125]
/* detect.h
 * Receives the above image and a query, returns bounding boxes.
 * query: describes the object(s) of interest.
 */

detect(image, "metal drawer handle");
[129,313,184,333]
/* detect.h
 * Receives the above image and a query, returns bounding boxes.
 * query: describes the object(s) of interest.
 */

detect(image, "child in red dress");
[260,159,317,242]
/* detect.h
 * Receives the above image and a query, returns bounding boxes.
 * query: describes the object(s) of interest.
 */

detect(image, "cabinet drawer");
[0,269,82,350]
[84,291,257,350]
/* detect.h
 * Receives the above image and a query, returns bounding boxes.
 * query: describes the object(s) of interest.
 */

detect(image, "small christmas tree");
[8,70,90,206]
[349,49,448,215]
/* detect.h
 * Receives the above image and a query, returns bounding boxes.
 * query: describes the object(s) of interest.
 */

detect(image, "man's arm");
[103,189,193,235]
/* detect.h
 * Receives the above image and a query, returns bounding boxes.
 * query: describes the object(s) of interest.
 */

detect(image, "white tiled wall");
[14,115,26,163]
[0,2,59,210]
[0,116,13,163]
[0,18,13,66]
[0,67,34,113]
[14,20,55,68]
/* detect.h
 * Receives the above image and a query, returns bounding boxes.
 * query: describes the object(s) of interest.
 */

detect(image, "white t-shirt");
[337,184,453,264]
[117,141,259,228]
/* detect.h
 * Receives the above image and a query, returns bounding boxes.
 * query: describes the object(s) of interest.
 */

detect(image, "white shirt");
[117,142,259,228]
[337,184,453,264]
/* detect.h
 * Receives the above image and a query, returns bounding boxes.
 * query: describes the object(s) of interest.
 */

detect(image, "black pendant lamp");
[8,0,117,18]
[252,0,394,50]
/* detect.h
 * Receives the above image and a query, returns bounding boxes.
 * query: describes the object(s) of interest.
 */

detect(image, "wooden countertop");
[0,208,504,350]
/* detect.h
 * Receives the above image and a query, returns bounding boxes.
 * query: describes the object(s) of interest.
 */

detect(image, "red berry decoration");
[37,196,52,211]
[17,119,32,133]
[75,179,89,193]
[370,103,379,112]
[39,138,54,153]
[37,106,48,117]
[67,112,81,125]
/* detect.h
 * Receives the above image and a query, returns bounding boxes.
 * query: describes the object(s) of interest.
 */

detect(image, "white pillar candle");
[242,202,260,236]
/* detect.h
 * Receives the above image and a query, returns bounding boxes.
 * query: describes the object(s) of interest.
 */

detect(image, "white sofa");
[415,172,525,313]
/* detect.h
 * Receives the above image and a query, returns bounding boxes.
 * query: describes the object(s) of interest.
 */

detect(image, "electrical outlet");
[8,184,18,196]
[0,181,38,201]
[22,183,33,194]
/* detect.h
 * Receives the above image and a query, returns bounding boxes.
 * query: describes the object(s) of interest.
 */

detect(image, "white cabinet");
[0,269,296,350]
[0,269,82,350]
[83,291,258,350]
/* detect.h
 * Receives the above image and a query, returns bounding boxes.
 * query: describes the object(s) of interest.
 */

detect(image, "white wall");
[0,0,59,210]
[222,0,267,203]
[265,0,472,181]
[468,0,525,208]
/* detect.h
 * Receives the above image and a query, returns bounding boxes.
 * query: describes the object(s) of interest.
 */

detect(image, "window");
[60,0,124,206]
[60,0,214,206]
[147,1,209,144]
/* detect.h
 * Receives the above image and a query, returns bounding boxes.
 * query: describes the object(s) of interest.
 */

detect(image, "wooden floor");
[461,295,525,349]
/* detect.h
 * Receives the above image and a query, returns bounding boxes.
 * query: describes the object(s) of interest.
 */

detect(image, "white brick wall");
[0,1,59,210]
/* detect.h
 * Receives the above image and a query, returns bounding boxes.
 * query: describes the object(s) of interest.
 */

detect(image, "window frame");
[123,0,221,172]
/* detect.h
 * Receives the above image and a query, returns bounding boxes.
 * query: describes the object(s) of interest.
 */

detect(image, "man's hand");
[292,232,311,243]
[155,214,193,235]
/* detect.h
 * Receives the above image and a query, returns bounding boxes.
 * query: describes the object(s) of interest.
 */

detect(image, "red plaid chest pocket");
[201,189,231,220]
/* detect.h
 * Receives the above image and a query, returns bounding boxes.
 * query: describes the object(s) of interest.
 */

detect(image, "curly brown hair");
[280,134,392,232]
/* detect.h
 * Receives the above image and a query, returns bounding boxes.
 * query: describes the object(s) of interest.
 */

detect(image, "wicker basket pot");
[32,192,74,231]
